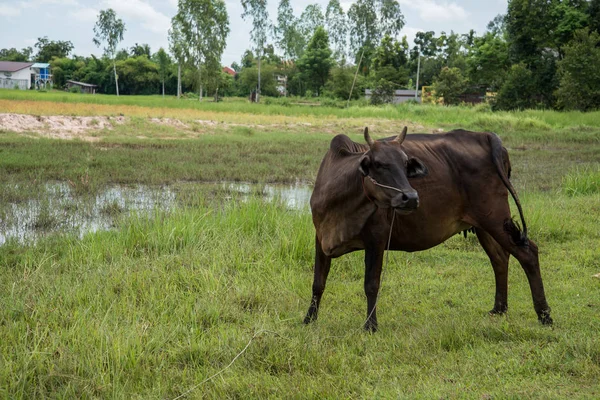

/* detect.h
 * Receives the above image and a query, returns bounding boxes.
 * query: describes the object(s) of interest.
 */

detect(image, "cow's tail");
[489,133,529,246]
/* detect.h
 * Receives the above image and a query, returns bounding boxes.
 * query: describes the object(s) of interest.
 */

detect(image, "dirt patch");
[0,113,125,141]
[0,112,432,140]
[149,117,190,129]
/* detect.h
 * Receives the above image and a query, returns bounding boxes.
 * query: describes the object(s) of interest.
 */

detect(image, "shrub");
[432,67,467,105]
[370,79,395,105]
[69,85,82,94]
[492,63,537,111]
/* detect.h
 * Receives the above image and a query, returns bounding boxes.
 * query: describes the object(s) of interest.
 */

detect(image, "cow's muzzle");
[391,191,419,211]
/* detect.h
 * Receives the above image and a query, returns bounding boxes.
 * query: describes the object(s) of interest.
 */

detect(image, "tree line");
[1,0,599,111]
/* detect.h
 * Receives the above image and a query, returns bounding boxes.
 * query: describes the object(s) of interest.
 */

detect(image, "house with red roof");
[0,61,52,90]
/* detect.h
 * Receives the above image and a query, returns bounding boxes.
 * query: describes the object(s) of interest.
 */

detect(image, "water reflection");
[0,181,312,245]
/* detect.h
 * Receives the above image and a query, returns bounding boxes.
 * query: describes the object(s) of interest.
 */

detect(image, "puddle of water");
[0,181,312,246]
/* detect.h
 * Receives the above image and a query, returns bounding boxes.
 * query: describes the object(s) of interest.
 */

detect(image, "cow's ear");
[359,154,370,176]
[407,157,428,178]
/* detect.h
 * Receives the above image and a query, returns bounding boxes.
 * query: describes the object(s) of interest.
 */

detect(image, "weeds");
[562,166,600,196]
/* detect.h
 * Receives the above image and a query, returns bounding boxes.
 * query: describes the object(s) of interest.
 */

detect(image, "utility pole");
[415,51,421,102]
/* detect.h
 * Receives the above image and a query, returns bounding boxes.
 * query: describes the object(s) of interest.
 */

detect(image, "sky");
[0,0,508,66]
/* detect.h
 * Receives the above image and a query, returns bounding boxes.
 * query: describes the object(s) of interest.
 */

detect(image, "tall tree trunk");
[113,59,119,96]
[257,52,261,103]
[198,63,203,101]
[177,63,181,99]
[162,79,165,97]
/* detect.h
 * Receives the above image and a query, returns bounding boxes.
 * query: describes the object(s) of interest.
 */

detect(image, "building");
[365,89,421,104]
[66,80,98,94]
[222,66,236,76]
[0,61,52,90]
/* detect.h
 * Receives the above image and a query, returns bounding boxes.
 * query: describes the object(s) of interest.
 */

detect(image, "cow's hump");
[330,134,367,157]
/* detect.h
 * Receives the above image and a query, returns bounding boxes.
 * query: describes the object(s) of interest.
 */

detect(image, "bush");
[69,85,81,94]
[492,63,538,111]
[432,67,467,105]
[370,79,395,105]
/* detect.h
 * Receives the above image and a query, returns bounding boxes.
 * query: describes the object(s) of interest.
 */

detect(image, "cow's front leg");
[364,244,385,332]
[304,236,332,324]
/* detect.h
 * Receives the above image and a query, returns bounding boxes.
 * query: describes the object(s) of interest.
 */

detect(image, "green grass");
[562,166,600,196]
[0,195,599,398]
[1,94,600,398]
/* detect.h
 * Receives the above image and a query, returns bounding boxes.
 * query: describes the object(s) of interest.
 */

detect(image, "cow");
[303,127,552,332]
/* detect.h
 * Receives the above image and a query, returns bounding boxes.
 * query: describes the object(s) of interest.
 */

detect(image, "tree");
[297,26,334,96]
[378,0,404,38]
[241,0,269,102]
[432,66,467,105]
[275,0,302,59]
[155,48,171,97]
[0,47,33,62]
[115,56,160,95]
[93,9,126,96]
[347,0,378,57]
[493,63,538,111]
[487,14,506,36]
[176,0,230,101]
[325,0,348,62]
[555,29,600,111]
[130,43,151,58]
[168,16,187,99]
[298,4,324,45]
[34,37,74,62]
[467,32,509,91]
[590,0,600,34]
[371,35,409,88]
[504,0,589,107]
[347,0,404,66]
[324,65,364,100]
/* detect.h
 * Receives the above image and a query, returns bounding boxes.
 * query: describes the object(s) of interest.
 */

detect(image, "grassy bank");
[3,90,600,136]
[1,193,599,398]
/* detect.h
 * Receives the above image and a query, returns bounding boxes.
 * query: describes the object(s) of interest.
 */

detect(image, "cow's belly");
[388,203,470,252]
[390,219,471,252]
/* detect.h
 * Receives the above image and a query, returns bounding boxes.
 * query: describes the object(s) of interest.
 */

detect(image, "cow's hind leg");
[476,217,552,325]
[475,228,510,315]
[304,236,332,324]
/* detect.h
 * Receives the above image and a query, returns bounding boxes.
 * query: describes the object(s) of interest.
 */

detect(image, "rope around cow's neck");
[366,175,405,193]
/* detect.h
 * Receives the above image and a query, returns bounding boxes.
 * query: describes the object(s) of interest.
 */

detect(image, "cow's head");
[359,127,428,212]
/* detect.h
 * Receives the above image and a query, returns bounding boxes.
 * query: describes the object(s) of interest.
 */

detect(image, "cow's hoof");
[489,305,508,315]
[303,314,316,325]
[538,310,553,326]
[364,321,378,333]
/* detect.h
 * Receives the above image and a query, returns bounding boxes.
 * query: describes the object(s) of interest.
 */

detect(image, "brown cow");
[304,127,552,331]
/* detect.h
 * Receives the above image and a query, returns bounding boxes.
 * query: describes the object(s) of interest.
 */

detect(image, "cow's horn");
[364,127,374,147]
[393,126,408,144]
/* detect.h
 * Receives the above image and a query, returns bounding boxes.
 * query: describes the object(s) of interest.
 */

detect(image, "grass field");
[1,91,599,398]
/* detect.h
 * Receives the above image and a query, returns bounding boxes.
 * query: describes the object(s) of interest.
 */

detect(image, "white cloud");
[0,5,22,17]
[19,0,78,8]
[102,0,171,35]
[399,0,468,23]
[400,26,425,48]
[68,7,99,23]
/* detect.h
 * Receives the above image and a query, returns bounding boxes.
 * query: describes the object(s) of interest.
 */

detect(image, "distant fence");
[0,79,28,90]
[365,89,421,104]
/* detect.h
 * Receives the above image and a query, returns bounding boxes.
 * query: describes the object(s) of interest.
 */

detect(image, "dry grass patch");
[0,99,428,138]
